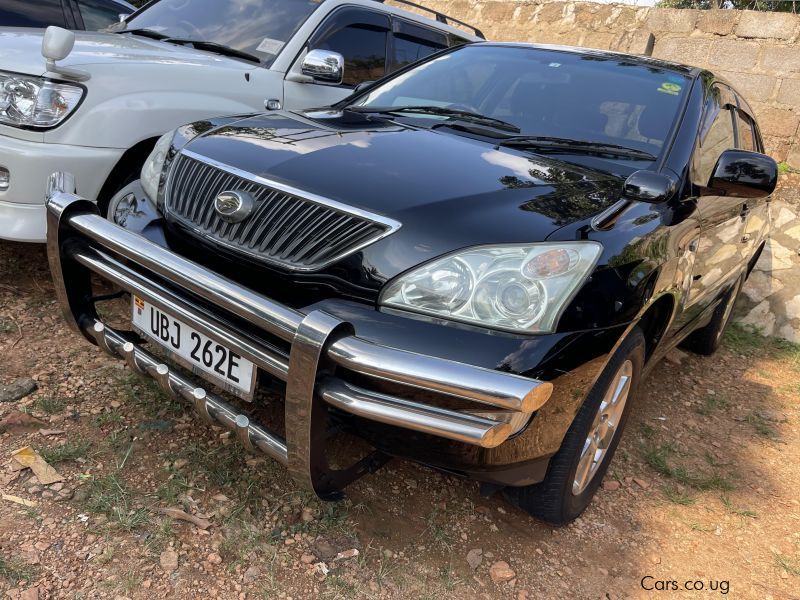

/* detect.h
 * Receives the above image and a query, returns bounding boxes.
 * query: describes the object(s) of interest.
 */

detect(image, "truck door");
[283,7,390,110]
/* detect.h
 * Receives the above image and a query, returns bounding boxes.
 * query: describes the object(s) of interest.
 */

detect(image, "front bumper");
[46,173,556,497]
[0,134,122,241]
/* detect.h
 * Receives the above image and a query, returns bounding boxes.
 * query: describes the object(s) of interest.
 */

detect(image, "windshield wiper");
[498,136,656,160]
[164,39,261,63]
[349,105,520,133]
[115,28,169,40]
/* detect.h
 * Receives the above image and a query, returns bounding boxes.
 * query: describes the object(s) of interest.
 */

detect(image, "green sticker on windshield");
[658,82,682,96]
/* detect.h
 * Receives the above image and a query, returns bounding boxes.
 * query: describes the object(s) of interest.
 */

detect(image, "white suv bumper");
[0,133,123,242]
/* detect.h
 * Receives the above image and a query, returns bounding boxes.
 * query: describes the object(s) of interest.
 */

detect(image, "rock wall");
[419,1,800,166]
[738,177,800,343]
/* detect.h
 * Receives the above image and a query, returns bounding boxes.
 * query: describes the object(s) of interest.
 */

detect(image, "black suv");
[46,42,776,524]
[0,0,134,30]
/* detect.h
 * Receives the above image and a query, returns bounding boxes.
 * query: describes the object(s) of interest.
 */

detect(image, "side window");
[692,86,736,187]
[390,21,447,73]
[735,110,756,152]
[311,10,390,87]
[0,0,66,28]
[77,0,127,30]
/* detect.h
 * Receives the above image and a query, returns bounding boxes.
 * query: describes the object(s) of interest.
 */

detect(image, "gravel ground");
[1,240,798,600]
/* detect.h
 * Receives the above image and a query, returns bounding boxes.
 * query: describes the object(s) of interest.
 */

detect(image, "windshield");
[353,45,690,159]
[122,0,322,65]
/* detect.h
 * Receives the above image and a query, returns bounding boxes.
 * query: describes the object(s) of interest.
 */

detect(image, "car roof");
[471,41,701,78]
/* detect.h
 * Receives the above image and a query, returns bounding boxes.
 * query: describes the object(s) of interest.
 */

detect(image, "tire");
[682,274,744,356]
[506,327,646,525]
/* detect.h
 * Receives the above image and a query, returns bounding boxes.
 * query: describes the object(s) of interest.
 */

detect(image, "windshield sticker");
[256,38,284,56]
[548,62,561,68]
[658,82,682,96]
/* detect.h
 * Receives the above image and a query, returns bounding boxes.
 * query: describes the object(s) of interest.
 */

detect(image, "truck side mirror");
[42,26,89,81]
[703,149,777,199]
[301,49,344,84]
[42,26,75,63]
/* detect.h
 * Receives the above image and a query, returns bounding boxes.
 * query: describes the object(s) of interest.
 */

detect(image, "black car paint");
[132,44,772,485]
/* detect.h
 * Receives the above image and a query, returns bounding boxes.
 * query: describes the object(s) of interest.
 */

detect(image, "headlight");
[0,71,84,128]
[140,130,175,202]
[380,242,602,334]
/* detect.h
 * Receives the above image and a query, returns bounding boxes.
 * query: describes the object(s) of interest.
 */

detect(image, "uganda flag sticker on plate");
[658,82,682,96]
[134,295,145,315]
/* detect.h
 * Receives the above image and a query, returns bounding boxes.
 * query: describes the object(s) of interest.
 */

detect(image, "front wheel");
[506,327,645,525]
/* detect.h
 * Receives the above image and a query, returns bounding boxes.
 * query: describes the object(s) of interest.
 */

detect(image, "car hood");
[176,111,625,289]
[0,28,252,76]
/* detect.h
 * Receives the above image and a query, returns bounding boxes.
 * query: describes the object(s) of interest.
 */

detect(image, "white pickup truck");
[0,0,478,241]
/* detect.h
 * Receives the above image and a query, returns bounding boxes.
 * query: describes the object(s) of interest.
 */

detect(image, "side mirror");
[704,149,778,199]
[42,26,89,81]
[622,170,677,204]
[42,26,75,62]
[119,13,130,23]
[301,49,344,84]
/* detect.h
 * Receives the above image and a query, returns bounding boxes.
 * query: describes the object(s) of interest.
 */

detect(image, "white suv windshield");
[122,0,322,65]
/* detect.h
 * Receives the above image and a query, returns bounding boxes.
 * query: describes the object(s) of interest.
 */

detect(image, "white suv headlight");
[140,130,176,202]
[380,242,602,334]
[0,71,84,128]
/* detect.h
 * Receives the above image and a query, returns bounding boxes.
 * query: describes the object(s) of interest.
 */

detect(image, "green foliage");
[657,0,799,12]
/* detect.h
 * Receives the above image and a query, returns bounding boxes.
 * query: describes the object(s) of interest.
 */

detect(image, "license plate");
[131,295,256,399]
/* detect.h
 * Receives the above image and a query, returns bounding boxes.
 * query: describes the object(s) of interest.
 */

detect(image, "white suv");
[0,0,478,241]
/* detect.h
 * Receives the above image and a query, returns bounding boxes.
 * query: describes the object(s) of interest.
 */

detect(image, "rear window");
[0,0,66,28]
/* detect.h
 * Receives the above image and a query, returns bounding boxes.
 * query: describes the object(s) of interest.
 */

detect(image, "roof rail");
[374,0,485,39]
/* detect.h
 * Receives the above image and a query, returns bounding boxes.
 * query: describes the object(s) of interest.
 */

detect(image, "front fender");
[42,64,281,148]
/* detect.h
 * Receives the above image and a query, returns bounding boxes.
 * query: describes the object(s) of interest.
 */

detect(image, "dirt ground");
[0,240,798,600]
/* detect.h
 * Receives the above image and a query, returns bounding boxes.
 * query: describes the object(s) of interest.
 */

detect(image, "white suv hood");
[0,28,254,76]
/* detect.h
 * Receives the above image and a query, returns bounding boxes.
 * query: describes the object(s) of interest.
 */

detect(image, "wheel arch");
[96,137,160,210]
[636,292,677,362]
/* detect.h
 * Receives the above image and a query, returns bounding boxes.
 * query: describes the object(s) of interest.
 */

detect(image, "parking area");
[0,240,798,600]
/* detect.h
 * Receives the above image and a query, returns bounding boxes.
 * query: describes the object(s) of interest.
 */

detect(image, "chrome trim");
[320,379,513,448]
[162,150,402,272]
[88,321,289,464]
[214,190,255,224]
[301,49,344,84]
[67,212,305,342]
[327,337,552,413]
[69,244,290,382]
[285,311,352,494]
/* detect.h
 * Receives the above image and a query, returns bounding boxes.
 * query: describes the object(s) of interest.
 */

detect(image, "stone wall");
[737,177,800,343]
[421,1,800,166]
[406,0,800,341]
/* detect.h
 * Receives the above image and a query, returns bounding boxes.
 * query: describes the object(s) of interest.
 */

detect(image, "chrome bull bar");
[45,172,553,497]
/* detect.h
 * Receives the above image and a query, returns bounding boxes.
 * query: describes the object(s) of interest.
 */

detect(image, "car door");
[283,7,390,110]
[686,83,747,313]
[733,100,770,267]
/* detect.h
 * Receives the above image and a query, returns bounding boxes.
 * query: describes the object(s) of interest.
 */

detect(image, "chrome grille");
[164,152,397,271]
